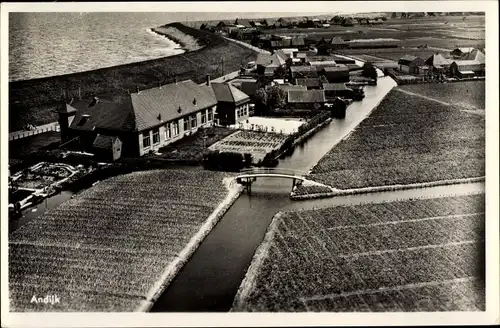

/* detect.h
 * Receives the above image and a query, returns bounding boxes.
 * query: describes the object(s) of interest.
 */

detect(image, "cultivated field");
[233,193,485,312]
[399,81,485,111]
[209,130,289,163]
[308,88,484,190]
[9,169,237,311]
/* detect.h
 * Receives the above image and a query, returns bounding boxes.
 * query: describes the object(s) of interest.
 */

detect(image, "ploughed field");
[308,88,484,190]
[399,81,485,111]
[233,193,485,312]
[9,169,234,311]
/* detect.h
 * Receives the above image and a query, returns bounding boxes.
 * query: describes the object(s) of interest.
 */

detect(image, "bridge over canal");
[235,168,311,193]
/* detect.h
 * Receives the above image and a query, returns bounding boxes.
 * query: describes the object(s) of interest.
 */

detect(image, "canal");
[150,76,405,312]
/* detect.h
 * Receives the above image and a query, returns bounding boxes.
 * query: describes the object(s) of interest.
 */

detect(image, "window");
[208,109,213,121]
[201,111,207,124]
[173,122,179,136]
[143,133,151,148]
[184,118,189,131]
[153,128,160,144]
[190,114,197,128]
[166,123,171,139]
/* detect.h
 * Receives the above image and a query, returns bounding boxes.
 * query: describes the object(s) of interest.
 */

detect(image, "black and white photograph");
[1,1,498,327]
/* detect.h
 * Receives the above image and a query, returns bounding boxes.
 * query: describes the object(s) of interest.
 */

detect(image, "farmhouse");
[450,47,475,58]
[287,90,326,110]
[58,79,218,158]
[425,53,452,71]
[329,36,348,49]
[398,55,426,74]
[255,52,287,76]
[322,65,350,83]
[211,82,251,126]
[449,60,485,78]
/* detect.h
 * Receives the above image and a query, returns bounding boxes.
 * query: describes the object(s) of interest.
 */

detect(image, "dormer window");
[76,114,90,127]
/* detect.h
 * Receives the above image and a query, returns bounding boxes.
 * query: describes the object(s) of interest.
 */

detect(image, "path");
[222,36,271,54]
[394,87,484,114]
[9,122,60,141]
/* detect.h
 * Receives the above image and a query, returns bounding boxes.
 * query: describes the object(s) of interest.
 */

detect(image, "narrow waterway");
[150,76,409,312]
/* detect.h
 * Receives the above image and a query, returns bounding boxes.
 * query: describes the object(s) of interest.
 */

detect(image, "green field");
[9,169,237,311]
[233,193,485,312]
[9,23,257,132]
[308,88,484,190]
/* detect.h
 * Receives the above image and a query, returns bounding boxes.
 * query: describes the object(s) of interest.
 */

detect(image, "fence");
[9,123,60,141]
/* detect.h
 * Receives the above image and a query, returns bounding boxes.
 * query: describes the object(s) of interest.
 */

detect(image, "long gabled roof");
[425,53,452,66]
[69,80,217,132]
[211,82,250,104]
[287,90,326,103]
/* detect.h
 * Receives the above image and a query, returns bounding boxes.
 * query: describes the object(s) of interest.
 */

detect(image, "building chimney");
[206,74,211,86]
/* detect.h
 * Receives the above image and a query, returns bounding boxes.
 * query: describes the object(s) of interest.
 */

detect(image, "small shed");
[92,135,122,161]
[398,55,425,74]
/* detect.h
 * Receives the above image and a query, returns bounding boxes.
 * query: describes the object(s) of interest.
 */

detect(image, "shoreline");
[150,26,203,52]
[137,177,244,312]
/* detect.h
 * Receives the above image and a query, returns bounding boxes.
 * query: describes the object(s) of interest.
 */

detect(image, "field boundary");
[231,211,284,312]
[136,177,244,312]
[291,176,485,200]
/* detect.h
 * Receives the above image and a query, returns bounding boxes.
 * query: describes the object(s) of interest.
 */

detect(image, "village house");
[211,82,251,126]
[322,65,350,83]
[398,55,426,74]
[58,79,218,159]
[287,90,326,110]
[295,78,322,90]
[322,83,356,99]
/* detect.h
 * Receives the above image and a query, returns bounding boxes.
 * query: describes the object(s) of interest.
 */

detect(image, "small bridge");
[235,168,309,193]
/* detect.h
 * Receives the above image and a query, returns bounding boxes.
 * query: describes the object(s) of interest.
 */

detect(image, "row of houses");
[398,48,486,78]
[204,15,385,33]
[58,78,254,161]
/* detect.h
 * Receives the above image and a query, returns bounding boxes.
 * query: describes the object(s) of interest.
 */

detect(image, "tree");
[267,86,287,110]
[253,88,269,115]
[391,12,397,19]
[361,61,378,80]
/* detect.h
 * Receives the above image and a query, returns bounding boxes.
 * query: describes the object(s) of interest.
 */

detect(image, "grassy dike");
[9,22,258,131]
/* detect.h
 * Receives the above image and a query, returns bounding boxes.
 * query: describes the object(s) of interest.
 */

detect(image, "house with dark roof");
[449,60,485,78]
[287,90,326,110]
[295,78,322,90]
[58,80,218,158]
[322,83,356,99]
[211,82,251,126]
[322,65,350,83]
[398,55,425,74]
